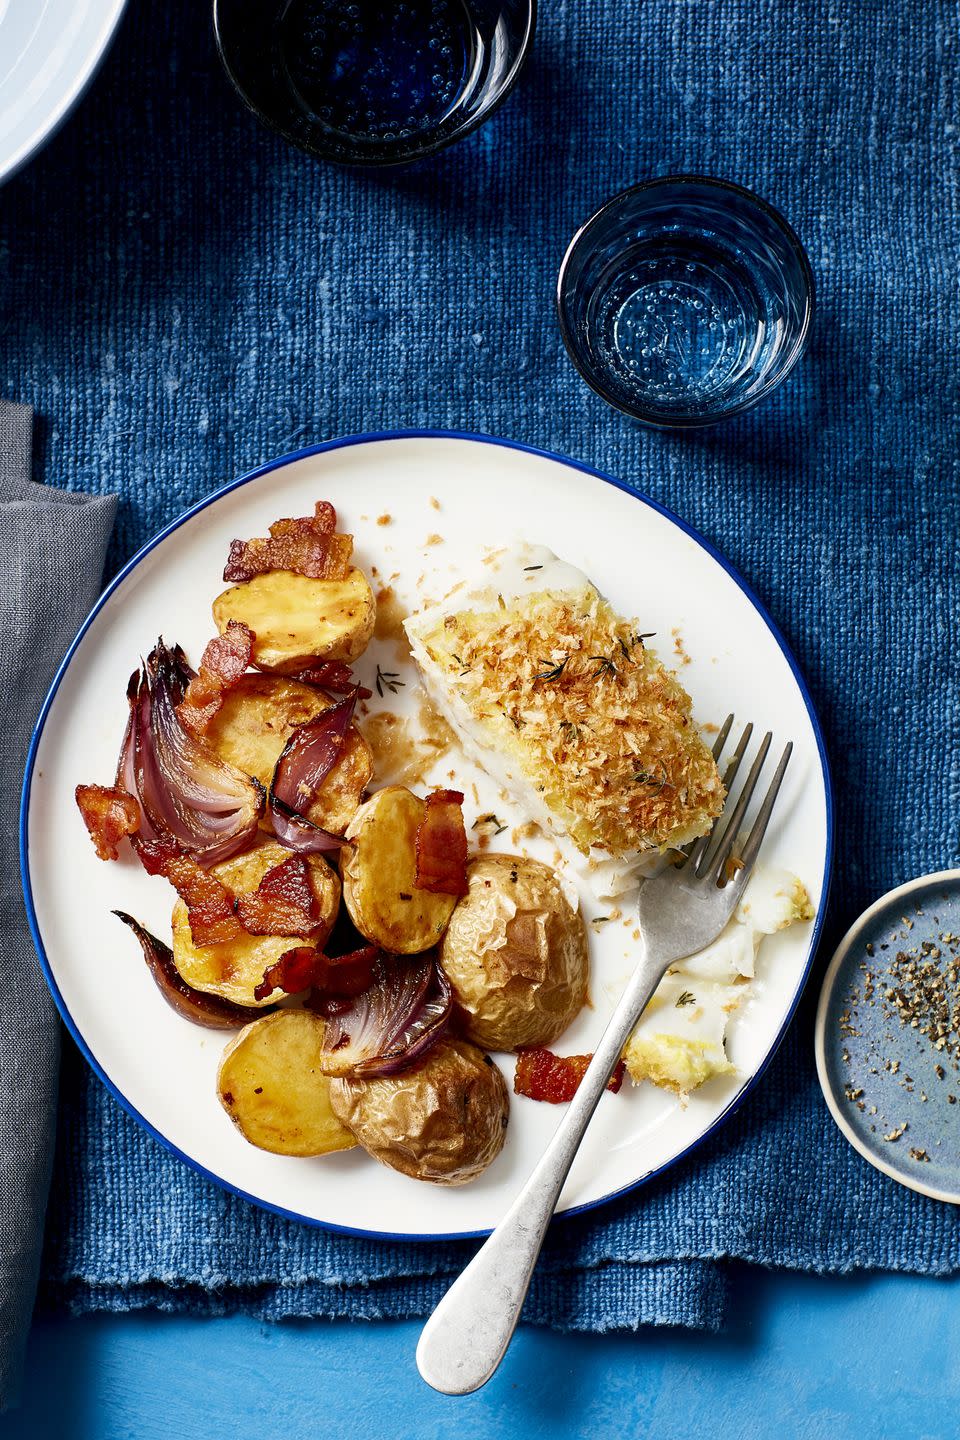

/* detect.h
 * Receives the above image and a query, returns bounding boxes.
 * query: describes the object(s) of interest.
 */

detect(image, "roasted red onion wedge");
[114,911,264,1029]
[267,688,360,854]
[235,854,323,937]
[269,799,347,856]
[254,943,380,1002]
[223,501,353,583]
[414,789,468,896]
[177,621,254,735]
[75,784,140,860]
[514,1048,626,1103]
[130,639,264,866]
[317,955,452,1078]
[135,837,243,946]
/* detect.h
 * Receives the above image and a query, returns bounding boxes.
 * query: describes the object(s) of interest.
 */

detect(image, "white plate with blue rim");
[20,431,833,1239]
[816,870,960,1203]
[0,0,126,186]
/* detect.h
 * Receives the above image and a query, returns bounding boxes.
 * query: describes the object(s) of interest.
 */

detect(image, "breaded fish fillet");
[405,544,723,896]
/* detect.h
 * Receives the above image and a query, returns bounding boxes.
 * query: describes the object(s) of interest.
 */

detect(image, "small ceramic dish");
[815,870,960,1203]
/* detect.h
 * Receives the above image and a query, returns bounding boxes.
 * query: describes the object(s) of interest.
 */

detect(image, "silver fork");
[416,718,793,1395]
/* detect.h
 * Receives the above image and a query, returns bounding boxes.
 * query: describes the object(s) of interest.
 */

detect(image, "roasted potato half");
[218,1010,356,1157]
[205,673,373,836]
[329,1038,508,1185]
[212,568,375,673]
[440,855,589,1051]
[172,841,341,1006]
[340,786,458,953]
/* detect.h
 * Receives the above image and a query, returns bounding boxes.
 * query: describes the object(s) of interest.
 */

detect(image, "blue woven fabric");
[4,0,957,1331]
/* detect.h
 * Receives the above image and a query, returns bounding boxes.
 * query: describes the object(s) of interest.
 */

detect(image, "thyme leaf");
[676,991,696,1008]
[375,665,404,697]
[472,813,508,836]
[535,655,569,682]
[632,764,668,793]
[589,654,618,680]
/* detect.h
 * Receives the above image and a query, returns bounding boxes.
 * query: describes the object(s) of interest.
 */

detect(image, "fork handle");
[416,942,670,1395]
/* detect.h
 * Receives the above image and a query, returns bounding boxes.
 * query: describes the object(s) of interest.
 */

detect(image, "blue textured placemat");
[3,0,958,1332]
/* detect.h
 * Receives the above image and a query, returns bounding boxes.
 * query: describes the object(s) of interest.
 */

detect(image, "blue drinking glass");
[557,177,814,427]
[213,0,536,167]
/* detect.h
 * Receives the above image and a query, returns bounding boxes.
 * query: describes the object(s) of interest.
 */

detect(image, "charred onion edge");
[267,687,361,854]
[113,910,267,1029]
[317,955,453,1078]
[130,639,265,867]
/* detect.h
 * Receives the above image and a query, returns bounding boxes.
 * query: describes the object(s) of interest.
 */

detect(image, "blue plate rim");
[814,867,960,1206]
[20,427,835,1242]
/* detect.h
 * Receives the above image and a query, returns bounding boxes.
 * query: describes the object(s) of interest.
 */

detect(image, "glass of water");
[213,0,536,167]
[557,176,814,427]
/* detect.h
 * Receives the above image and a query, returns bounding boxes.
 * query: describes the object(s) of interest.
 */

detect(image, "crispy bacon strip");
[223,501,353,583]
[255,943,379,1003]
[288,659,372,699]
[177,621,254,734]
[514,1048,626,1104]
[235,855,322,937]
[135,837,243,947]
[414,789,468,896]
[75,784,140,861]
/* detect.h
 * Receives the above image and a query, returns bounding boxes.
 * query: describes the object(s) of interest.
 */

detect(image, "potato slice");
[172,841,340,1006]
[212,568,375,673]
[218,1010,356,1156]
[341,786,458,954]
[205,673,372,835]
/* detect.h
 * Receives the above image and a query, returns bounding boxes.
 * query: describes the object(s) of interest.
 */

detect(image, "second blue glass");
[557,177,814,427]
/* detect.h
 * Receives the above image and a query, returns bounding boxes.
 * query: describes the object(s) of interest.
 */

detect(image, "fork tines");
[686,714,793,885]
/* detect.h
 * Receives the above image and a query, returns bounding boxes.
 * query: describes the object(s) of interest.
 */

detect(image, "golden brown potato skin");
[172,841,341,1006]
[212,568,375,673]
[205,673,373,836]
[440,855,588,1051]
[329,1039,508,1186]
[341,786,458,953]
[218,1010,356,1157]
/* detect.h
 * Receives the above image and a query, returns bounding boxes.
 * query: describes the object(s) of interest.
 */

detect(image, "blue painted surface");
[5,1271,960,1439]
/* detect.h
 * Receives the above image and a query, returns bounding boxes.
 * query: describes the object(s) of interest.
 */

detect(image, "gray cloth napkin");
[0,401,116,1412]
